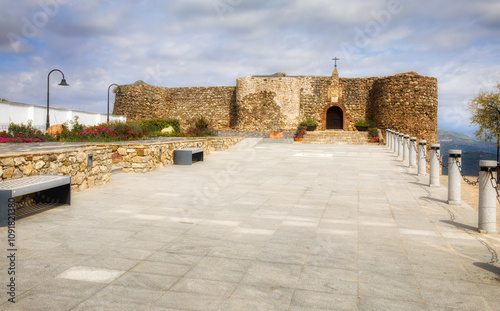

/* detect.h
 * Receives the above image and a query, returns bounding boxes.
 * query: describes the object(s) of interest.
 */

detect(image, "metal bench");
[174,148,204,165]
[0,175,71,227]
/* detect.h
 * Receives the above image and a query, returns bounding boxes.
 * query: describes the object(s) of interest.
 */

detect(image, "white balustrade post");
[478,160,498,234]
[393,132,399,154]
[429,143,440,187]
[409,137,417,168]
[398,133,404,159]
[403,135,410,163]
[418,140,427,176]
[447,150,462,205]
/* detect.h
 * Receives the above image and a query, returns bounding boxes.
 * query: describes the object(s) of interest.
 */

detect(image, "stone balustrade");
[386,129,499,233]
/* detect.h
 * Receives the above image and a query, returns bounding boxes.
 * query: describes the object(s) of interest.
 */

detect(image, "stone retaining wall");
[0,146,112,192]
[112,137,243,173]
[0,137,244,192]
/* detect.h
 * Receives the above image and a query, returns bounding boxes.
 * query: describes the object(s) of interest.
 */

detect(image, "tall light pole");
[107,83,123,123]
[47,69,69,130]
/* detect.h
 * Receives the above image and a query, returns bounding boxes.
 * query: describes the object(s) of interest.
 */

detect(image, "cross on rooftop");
[332,57,339,67]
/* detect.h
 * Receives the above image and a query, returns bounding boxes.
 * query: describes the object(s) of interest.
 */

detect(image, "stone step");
[300,130,375,145]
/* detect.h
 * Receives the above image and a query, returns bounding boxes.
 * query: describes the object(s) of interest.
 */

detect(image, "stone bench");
[174,148,204,165]
[0,175,71,227]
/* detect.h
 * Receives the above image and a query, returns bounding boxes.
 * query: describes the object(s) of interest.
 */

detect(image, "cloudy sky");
[1,0,499,135]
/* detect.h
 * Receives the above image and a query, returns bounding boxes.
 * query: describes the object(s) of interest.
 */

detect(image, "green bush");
[354,118,368,127]
[69,116,85,133]
[139,119,180,133]
[300,116,318,127]
[194,117,209,130]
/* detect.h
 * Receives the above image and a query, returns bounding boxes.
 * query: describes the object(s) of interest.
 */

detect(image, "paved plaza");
[1,140,499,310]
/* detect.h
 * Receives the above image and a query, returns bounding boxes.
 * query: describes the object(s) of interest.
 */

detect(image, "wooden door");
[326,106,343,129]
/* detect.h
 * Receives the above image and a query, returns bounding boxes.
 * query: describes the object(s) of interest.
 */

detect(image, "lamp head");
[116,89,124,96]
[58,79,69,86]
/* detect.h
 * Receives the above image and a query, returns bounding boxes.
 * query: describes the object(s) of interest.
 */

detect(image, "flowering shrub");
[368,128,379,138]
[294,124,308,138]
[0,131,46,143]
[368,127,379,142]
[56,125,145,142]
[0,122,54,143]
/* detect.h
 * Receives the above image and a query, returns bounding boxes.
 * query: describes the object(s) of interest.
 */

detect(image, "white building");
[0,101,126,131]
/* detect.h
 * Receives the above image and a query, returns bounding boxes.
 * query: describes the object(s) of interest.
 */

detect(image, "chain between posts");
[456,158,480,186]
[422,147,429,163]
[488,167,500,204]
[436,150,448,169]
[411,142,418,153]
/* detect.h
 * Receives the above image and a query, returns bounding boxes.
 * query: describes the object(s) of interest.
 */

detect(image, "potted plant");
[368,127,379,142]
[354,118,370,131]
[301,117,318,131]
[294,124,307,141]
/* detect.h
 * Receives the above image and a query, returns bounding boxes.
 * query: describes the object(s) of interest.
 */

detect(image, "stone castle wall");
[113,72,438,139]
[299,77,378,131]
[235,76,302,131]
[113,84,236,131]
[368,72,438,144]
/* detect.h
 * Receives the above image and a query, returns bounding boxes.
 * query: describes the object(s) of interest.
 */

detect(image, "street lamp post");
[47,69,69,130]
[107,84,124,123]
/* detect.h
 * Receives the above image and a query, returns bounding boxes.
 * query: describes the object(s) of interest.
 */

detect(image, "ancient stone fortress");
[114,66,438,143]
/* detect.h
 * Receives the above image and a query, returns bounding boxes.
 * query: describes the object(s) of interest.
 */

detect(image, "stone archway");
[326,106,343,129]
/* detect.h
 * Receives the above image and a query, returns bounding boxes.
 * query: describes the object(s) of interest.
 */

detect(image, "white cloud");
[0,0,499,135]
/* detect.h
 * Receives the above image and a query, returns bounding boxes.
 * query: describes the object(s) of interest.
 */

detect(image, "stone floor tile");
[132,260,192,277]
[291,289,358,310]
[248,260,303,278]
[221,298,289,311]
[358,282,423,303]
[358,297,427,311]
[71,299,151,311]
[241,270,299,288]
[305,254,358,271]
[420,289,492,310]
[207,246,260,260]
[112,272,179,291]
[170,278,237,297]
[89,284,164,306]
[184,266,245,283]
[359,270,418,288]
[296,276,358,296]
[56,266,125,283]
[231,283,295,304]
[0,292,83,311]
[82,256,140,271]
[101,246,155,260]
[29,278,106,298]
[153,291,226,311]
[146,251,202,266]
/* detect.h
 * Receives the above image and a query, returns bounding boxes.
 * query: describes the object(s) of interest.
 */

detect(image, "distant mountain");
[438,129,497,176]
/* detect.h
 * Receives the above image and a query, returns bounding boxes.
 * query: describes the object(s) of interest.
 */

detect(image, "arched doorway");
[326,106,343,129]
